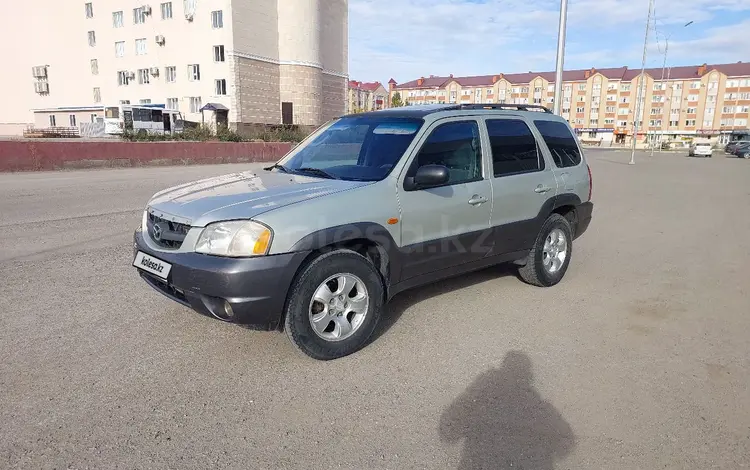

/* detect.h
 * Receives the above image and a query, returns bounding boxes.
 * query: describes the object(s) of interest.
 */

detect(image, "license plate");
[133,251,172,279]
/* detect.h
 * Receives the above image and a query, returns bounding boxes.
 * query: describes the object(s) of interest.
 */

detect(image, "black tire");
[283,249,384,360]
[518,213,573,287]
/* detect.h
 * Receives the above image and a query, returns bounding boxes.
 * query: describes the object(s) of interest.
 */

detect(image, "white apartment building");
[0,0,348,135]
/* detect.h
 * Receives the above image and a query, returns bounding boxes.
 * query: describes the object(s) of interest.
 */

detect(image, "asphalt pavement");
[1,151,749,469]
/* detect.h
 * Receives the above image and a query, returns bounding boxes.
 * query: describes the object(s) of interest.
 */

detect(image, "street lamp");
[630,0,654,165]
[652,20,693,156]
[552,0,568,115]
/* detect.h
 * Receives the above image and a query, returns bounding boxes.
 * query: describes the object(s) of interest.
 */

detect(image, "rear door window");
[486,119,543,177]
[533,120,582,168]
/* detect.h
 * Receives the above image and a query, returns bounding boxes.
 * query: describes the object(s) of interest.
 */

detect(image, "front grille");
[146,212,190,249]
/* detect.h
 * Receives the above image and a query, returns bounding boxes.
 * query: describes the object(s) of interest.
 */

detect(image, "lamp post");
[552,0,568,115]
[630,0,654,165]
[653,20,693,156]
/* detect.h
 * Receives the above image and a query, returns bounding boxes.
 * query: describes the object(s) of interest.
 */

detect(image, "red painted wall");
[0,141,293,172]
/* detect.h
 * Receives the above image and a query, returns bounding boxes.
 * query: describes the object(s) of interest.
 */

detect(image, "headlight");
[194,220,272,257]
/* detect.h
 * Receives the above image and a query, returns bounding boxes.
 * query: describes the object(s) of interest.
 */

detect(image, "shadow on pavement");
[371,264,517,342]
[439,351,576,470]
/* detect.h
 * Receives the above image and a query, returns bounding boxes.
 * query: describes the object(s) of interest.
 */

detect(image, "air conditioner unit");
[142,5,152,15]
[155,35,165,45]
[32,66,47,78]
[34,82,49,94]
[150,67,160,76]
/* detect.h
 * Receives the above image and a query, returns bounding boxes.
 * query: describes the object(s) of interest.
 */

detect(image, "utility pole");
[552,0,568,115]
[630,0,654,165]
[655,21,693,155]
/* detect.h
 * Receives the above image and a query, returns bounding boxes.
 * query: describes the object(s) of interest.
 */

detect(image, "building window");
[138,69,151,84]
[49,115,56,127]
[215,79,227,95]
[93,87,101,103]
[117,70,131,86]
[133,7,146,24]
[88,31,96,47]
[687,107,697,114]
[165,66,176,83]
[85,3,94,18]
[69,115,77,127]
[161,2,173,19]
[189,96,202,113]
[188,64,200,81]
[135,38,147,55]
[120,100,131,104]
[690,82,700,89]
[618,120,628,127]
[213,45,225,62]
[577,84,586,91]
[590,119,598,126]
[575,106,584,113]
[620,84,631,91]
[211,10,223,28]
[140,99,151,104]
[90,59,98,75]
[166,98,179,109]
[533,98,542,104]
[91,114,98,123]
[487,119,541,177]
[685,119,696,126]
[650,107,662,115]
[112,11,124,27]
[115,41,125,57]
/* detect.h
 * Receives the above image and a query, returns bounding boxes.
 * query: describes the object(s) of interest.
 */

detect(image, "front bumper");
[133,228,310,330]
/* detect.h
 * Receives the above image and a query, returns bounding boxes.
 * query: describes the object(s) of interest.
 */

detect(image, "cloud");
[348,0,750,84]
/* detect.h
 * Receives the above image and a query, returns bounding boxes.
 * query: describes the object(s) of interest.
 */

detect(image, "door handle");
[468,195,488,206]
[534,185,552,193]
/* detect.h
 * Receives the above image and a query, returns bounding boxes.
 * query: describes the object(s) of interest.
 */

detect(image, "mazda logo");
[152,223,163,241]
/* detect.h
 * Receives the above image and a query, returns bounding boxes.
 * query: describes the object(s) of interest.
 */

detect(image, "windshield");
[278,116,423,181]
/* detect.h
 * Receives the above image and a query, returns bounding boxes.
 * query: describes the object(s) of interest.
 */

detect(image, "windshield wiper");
[294,167,339,179]
[264,163,291,173]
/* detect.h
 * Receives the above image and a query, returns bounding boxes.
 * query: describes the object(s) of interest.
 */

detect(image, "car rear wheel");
[518,213,573,287]
[284,249,384,360]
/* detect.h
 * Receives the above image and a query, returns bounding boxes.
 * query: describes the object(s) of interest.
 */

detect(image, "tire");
[518,213,574,287]
[283,249,384,360]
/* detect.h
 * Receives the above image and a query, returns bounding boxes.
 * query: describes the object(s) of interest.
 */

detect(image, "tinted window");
[486,119,542,177]
[411,121,482,185]
[281,116,423,181]
[533,120,582,168]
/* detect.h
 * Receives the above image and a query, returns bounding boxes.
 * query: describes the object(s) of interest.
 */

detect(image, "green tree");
[391,92,404,108]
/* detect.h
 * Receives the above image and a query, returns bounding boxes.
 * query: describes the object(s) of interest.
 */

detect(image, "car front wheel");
[283,249,384,360]
[518,213,573,287]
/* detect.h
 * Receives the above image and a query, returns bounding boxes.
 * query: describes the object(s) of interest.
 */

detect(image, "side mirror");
[407,164,449,189]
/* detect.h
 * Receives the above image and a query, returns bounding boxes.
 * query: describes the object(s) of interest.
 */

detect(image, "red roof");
[393,62,750,89]
[349,80,385,91]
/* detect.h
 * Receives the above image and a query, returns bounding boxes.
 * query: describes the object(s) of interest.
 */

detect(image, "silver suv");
[133,104,593,360]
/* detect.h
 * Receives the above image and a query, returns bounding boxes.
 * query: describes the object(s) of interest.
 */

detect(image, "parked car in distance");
[736,145,750,159]
[725,140,750,154]
[132,103,594,360]
[688,138,713,158]
[731,142,750,157]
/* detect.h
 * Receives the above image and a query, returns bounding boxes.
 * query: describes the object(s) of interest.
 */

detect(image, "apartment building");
[347,80,388,113]
[389,62,750,146]
[0,0,348,135]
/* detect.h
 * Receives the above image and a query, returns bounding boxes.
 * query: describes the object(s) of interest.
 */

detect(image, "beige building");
[347,81,388,113]
[389,62,750,146]
[0,0,348,135]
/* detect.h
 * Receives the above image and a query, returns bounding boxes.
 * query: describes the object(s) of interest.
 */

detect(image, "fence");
[0,140,293,172]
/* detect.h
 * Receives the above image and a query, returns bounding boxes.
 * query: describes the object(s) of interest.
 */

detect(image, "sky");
[348,0,750,85]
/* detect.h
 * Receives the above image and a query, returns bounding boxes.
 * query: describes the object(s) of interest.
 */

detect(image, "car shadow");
[439,351,576,469]
[371,264,518,342]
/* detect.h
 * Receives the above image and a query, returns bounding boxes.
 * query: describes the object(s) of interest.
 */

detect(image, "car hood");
[147,170,372,227]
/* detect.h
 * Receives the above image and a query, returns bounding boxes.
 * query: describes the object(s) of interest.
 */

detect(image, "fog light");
[223,301,234,319]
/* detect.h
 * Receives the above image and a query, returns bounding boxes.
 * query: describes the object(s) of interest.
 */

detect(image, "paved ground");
[1,151,749,469]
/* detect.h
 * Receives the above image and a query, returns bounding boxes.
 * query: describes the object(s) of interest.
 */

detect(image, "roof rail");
[458,103,553,113]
